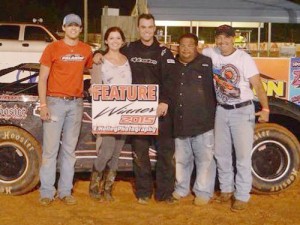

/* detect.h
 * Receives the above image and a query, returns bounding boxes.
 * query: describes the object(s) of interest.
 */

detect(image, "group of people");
[37,13,269,212]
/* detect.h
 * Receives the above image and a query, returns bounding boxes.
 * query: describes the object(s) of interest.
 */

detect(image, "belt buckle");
[236,100,251,109]
[63,96,69,100]
[234,102,243,109]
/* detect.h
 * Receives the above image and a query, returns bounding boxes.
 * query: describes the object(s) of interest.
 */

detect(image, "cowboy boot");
[89,167,104,200]
[103,170,117,201]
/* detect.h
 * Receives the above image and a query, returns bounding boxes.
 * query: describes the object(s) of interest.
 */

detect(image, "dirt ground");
[1,173,300,225]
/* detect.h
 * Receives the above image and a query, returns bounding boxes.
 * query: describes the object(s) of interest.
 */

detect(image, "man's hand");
[40,107,51,121]
[88,86,94,95]
[250,74,269,123]
[255,110,269,123]
[93,52,104,64]
[156,103,168,117]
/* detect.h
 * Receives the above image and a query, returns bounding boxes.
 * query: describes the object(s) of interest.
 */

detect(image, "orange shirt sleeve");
[39,44,54,68]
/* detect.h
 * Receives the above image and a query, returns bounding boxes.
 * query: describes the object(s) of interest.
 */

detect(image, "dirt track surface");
[1,174,300,225]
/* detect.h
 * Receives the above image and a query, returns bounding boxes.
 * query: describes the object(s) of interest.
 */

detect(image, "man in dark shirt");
[167,33,216,205]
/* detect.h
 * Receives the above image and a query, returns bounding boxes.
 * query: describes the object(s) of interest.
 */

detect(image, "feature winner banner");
[91,84,158,135]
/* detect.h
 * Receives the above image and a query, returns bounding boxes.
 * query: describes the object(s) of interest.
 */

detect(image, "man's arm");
[93,51,104,64]
[88,64,102,95]
[38,65,51,121]
[93,44,129,64]
[157,48,175,117]
[249,74,269,123]
[159,48,175,105]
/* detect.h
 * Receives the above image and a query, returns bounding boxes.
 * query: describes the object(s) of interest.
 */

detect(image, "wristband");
[40,104,47,108]
[262,108,270,112]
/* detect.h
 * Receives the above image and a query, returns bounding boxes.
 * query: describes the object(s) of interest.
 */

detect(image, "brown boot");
[89,167,104,200]
[231,199,248,212]
[215,192,233,203]
[103,170,117,202]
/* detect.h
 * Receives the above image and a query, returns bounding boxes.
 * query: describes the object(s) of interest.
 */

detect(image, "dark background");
[0,0,299,43]
[0,0,135,32]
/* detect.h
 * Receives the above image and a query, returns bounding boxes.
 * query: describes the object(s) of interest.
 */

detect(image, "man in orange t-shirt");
[38,13,93,206]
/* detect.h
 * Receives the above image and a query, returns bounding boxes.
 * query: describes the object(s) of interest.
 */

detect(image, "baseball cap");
[63,13,82,26]
[215,25,235,37]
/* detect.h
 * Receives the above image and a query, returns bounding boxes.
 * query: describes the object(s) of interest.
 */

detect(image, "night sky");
[1,0,299,42]
[0,0,136,32]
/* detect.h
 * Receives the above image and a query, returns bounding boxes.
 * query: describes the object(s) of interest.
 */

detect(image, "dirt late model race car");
[0,64,299,196]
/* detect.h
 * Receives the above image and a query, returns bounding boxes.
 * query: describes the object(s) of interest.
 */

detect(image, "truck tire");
[0,126,41,195]
[252,123,300,194]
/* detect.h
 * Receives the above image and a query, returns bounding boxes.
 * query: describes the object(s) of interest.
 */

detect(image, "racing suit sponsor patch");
[130,57,157,65]
[167,59,175,64]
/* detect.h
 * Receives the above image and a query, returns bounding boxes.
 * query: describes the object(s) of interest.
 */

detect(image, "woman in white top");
[89,27,132,201]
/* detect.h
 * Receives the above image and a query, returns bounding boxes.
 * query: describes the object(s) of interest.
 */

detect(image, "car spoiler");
[0,63,40,95]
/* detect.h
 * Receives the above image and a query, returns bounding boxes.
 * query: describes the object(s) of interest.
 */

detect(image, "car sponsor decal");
[0,95,38,102]
[0,104,27,120]
[290,57,300,105]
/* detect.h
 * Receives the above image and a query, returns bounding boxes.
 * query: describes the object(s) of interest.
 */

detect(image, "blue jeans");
[39,97,83,199]
[174,129,216,201]
[214,104,255,202]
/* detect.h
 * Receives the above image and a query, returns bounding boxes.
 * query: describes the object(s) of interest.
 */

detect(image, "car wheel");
[252,123,300,194]
[0,126,42,195]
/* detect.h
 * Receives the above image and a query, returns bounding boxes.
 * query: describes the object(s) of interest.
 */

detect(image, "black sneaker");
[165,196,179,204]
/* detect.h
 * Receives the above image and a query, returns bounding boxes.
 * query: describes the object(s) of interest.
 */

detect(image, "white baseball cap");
[63,13,82,26]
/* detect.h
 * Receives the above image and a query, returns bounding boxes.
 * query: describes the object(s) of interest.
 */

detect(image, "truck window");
[24,26,52,41]
[0,25,20,40]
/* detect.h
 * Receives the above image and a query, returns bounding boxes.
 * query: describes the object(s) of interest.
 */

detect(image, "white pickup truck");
[0,22,59,82]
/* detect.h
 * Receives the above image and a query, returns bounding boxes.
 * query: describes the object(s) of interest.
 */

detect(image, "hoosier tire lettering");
[0,126,41,195]
[251,123,300,194]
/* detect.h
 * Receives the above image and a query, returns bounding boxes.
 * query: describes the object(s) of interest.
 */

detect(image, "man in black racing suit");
[123,14,175,204]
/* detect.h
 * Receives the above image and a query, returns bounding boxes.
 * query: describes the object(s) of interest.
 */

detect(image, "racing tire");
[0,126,42,195]
[251,123,300,194]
